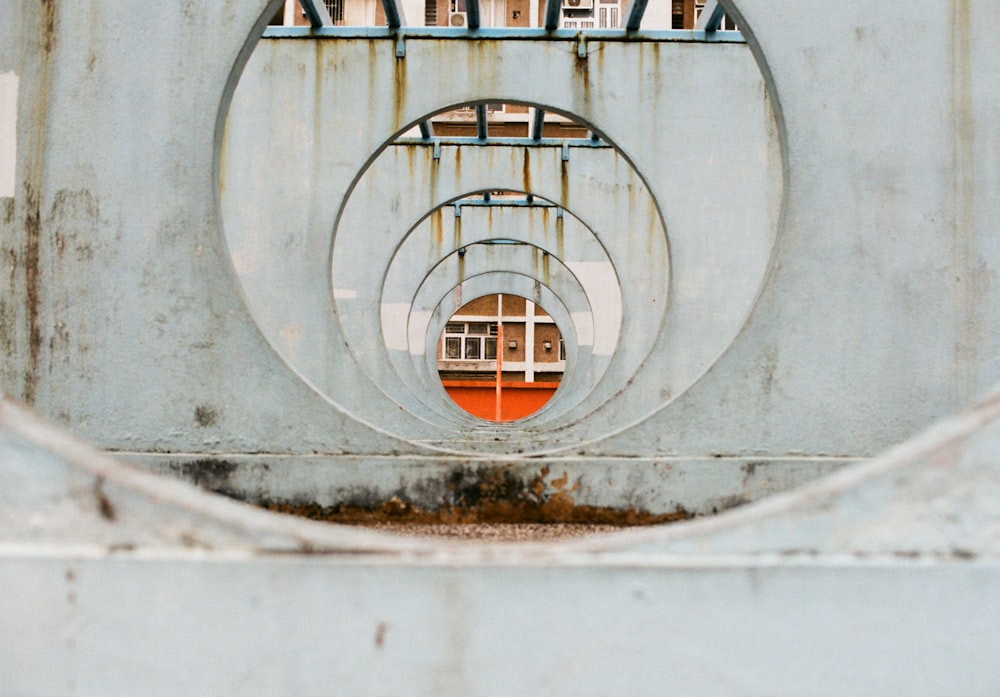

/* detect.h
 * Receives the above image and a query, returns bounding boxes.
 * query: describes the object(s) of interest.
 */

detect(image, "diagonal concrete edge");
[570,386,1000,560]
[4,386,1000,562]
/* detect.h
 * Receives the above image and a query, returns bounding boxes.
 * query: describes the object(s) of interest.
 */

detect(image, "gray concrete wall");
[1,1,999,514]
[2,385,998,695]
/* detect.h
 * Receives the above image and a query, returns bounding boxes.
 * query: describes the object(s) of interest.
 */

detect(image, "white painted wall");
[0,72,17,198]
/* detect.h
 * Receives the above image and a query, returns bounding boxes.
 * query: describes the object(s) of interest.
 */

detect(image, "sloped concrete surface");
[2,392,999,695]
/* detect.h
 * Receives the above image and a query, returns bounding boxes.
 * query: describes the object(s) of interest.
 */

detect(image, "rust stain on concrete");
[260,466,692,527]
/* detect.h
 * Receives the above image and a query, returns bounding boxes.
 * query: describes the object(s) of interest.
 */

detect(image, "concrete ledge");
[3,389,1000,694]
[124,452,854,517]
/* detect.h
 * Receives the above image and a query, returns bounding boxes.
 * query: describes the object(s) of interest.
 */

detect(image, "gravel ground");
[367,523,626,541]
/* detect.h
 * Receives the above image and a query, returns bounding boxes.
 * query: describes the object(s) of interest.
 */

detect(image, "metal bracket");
[531,108,545,141]
[620,0,649,31]
[577,36,588,59]
[466,0,482,30]
[300,0,333,28]
[543,0,561,31]
[562,143,570,161]
[433,141,441,160]
[395,35,406,58]
[381,0,406,28]
[694,0,725,32]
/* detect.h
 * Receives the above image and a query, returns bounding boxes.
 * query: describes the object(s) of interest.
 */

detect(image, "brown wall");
[507,0,530,27]
[456,295,499,315]
[501,294,526,315]
[431,121,531,138]
[502,322,526,362]
[533,324,561,362]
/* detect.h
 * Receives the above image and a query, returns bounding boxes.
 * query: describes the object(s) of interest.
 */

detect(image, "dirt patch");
[182,461,693,531]
[263,464,692,528]
[368,523,626,541]
[264,497,691,526]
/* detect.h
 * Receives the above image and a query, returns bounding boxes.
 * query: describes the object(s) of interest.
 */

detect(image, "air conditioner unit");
[449,11,467,26]
[562,0,594,10]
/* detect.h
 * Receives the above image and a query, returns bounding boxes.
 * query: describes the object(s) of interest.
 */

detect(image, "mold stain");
[22,184,42,403]
[194,404,219,427]
[260,465,692,527]
[93,477,117,522]
[18,1,59,404]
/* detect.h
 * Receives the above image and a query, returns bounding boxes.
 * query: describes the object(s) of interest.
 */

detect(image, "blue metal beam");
[299,0,333,27]
[694,0,725,32]
[620,0,649,31]
[531,108,545,141]
[381,0,406,28]
[453,198,556,208]
[466,0,482,30]
[392,136,612,148]
[543,0,562,31]
[476,105,488,140]
[261,26,747,42]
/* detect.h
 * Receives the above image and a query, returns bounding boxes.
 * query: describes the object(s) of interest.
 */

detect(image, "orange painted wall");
[442,381,559,421]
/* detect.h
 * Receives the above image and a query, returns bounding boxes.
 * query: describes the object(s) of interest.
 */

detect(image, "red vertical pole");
[495,322,503,421]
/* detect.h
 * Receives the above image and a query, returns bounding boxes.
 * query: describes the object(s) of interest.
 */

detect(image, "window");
[324,0,345,24]
[442,322,499,361]
[671,0,684,28]
[695,1,737,30]
[597,5,618,29]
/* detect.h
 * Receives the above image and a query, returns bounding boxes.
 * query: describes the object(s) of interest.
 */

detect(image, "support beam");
[694,0,725,32]
[262,26,749,42]
[476,104,489,140]
[531,108,545,141]
[393,136,611,148]
[466,0,482,30]
[300,0,334,27]
[619,0,649,31]
[543,0,561,31]
[381,0,406,28]
[418,121,434,139]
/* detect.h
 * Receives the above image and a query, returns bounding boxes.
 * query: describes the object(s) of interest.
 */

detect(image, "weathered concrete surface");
[1,2,999,523]
[2,390,999,695]
[130,452,851,517]
[221,38,776,452]
[0,0,411,457]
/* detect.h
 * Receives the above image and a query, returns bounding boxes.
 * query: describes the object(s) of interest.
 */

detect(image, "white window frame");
[442,322,499,361]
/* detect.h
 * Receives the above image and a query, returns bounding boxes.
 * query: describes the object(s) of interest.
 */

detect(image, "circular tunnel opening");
[438,292,565,422]
[210,0,785,540]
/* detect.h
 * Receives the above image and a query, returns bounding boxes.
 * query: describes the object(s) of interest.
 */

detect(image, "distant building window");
[324,0,345,24]
[671,0,684,28]
[442,322,499,361]
[597,5,618,28]
[695,1,737,30]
